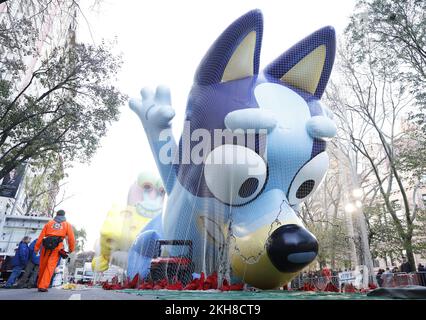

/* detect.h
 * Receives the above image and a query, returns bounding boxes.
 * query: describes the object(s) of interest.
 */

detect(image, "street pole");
[355,204,376,285]
[349,164,376,286]
[337,148,358,269]
[343,199,359,269]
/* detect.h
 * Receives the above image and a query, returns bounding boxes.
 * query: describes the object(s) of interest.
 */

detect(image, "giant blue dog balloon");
[128,9,336,289]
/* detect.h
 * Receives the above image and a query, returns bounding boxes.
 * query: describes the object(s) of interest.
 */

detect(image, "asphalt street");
[0,287,154,300]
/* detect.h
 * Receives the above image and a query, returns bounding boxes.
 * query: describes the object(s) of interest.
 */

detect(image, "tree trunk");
[403,236,416,272]
[25,199,35,215]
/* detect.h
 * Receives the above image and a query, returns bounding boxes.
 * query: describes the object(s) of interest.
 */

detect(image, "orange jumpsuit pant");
[35,219,75,290]
[37,246,61,289]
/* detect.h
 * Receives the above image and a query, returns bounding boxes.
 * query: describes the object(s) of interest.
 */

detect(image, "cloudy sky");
[61,0,356,251]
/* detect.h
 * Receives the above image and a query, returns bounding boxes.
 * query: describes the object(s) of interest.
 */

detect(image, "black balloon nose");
[266,224,318,273]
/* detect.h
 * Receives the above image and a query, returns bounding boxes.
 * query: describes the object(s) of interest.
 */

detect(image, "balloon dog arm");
[129,86,177,194]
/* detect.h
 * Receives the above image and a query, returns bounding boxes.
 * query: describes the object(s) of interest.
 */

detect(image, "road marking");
[69,294,81,300]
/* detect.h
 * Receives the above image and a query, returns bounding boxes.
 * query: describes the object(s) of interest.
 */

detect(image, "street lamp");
[345,203,356,214]
[345,188,364,214]
[352,188,364,199]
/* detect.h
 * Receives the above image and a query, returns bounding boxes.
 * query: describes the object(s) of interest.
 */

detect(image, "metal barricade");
[417,272,426,287]
[291,275,341,291]
[289,271,426,291]
[378,272,426,287]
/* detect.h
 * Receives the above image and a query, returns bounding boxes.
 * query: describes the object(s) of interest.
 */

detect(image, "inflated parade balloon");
[128,9,336,289]
[92,172,164,272]
[127,171,165,219]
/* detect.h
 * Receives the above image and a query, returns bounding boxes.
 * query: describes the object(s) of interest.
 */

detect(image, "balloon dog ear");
[264,26,335,99]
[194,9,263,85]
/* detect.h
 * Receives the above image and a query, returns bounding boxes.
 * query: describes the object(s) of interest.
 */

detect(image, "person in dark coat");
[4,236,31,288]
[417,263,426,286]
[16,239,41,288]
[376,269,384,287]
[400,257,412,273]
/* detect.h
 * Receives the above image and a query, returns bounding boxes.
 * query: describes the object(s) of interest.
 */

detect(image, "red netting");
[101,272,245,291]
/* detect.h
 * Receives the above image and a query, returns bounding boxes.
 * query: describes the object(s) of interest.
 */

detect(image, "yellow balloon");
[92,205,151,272]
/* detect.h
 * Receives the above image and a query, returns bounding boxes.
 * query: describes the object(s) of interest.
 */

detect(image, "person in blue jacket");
[17,238,40,288]
[4,236,31,288]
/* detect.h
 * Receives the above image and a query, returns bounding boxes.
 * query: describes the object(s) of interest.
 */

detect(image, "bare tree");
[300,144,352,270]
[22,154,71,216]
[0,0,126,181]
[327,32,421,271]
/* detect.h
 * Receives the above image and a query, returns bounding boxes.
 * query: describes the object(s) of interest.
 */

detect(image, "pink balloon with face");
[127,171,165,219]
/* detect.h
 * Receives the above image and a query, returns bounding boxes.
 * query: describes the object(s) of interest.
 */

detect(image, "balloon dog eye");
[204,144,267,206]
[287,152,329,205]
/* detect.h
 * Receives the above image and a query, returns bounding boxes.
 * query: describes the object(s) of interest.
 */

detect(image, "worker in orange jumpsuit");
[35,209,75,292]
